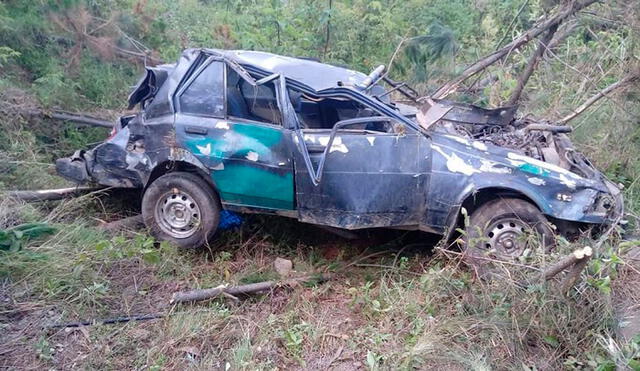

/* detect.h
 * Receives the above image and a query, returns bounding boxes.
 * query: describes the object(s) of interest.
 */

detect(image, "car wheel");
[463,198,554,267]
[142,172,220,248]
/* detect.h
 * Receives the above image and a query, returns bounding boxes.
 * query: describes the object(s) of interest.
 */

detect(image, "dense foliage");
[1,1,638,205]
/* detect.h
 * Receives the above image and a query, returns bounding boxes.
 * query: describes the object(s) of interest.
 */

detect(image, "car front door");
[292,115,431,229]
[174,58,295,210]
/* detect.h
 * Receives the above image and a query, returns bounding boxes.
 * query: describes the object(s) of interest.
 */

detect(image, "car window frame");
[225,66,284,129]
[174,56,226,119]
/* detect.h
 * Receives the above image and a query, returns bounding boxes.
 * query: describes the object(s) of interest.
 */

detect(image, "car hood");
[429,132,611,193]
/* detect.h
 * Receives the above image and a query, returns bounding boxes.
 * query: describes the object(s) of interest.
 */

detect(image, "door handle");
[185,126,208,135]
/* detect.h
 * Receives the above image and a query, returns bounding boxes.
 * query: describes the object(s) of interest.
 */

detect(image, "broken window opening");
[226,68,282,125]
[178,61,225,117]
[288,89,399,134]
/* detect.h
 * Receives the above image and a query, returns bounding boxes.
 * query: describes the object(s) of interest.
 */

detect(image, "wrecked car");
[56,48,623,258]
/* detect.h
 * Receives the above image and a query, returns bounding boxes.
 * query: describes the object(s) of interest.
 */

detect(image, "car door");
[174,58,295,210]
[292,116,431,229]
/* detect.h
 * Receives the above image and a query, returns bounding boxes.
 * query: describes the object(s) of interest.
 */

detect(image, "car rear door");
[174,58,295,210]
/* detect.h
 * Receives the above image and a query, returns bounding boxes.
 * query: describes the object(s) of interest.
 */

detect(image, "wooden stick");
[557,73,639,125]
[170,273,333,304]
[5,186,102,202]
[430,0,598,99]
[560,253,592,294]
[49,313,164,329]
[541,246,592,280]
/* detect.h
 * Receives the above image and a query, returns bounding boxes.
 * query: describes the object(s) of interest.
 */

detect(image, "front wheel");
[142,172,220,248]
[463,198,555,269]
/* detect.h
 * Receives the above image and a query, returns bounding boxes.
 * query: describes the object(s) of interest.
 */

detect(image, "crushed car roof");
[208,49,370,91]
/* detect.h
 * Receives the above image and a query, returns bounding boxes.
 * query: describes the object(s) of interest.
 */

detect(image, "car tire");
[463,197,554,269]
[142,172,220,248]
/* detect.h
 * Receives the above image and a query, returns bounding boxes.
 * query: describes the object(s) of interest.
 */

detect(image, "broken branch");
[430,0,598,99]
[25,110,114,128]
[5,186,102,202]
[507,24,558,106]
[560,253,592,294]
[170,273,333,304]
[557,73,640,125]
[47,110,114,128]
[541,246,593,280]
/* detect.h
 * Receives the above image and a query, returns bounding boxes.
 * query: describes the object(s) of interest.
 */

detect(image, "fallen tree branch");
[507,24,558,106]
[557,73,640,125]
[5,186,102,202]
[560,253,592,294]
[47,110,113,128]
[49,313,164,329]
[170,273,334,304]
[545,20,579,53]
[430,0,598,99]
[25,109,114,128]
[541,246,592,280]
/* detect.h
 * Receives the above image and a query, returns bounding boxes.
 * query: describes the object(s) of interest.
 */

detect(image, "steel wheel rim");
[155,189,201,238]
[484,217,532,257]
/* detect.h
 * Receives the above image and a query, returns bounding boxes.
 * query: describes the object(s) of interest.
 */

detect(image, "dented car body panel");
[56,48,623,236]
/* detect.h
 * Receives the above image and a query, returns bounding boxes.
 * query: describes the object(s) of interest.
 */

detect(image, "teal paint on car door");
[180,119,295,210]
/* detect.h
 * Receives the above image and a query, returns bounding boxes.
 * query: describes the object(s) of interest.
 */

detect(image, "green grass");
[1,179,639,369]
[0,77,638,369]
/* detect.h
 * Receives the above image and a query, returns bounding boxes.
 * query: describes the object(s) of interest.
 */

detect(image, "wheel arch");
[145,160,220,200]
[444,186,545,241]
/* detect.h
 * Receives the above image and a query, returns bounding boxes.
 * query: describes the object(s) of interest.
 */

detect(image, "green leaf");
[543,335,560,348]
[142,249,161,264]
[628,359,640,371]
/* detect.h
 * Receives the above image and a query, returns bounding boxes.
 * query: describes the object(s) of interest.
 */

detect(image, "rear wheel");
[142,172,220,248]
[463,198,554,270]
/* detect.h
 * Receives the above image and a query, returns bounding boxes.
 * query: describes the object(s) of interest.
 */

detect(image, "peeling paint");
[246,151,259,161]
[318,136,331,146]
[215,121,230,130]
[366,137,376,146]
[329,137,349,153]
[444,134,471,146]
[507,152,581,179]
[432,145,480,176]
[196,143,212,156]
[559,173,577,189]
[212,162,224,170]
[479,160,511,174]
[528,177,546,186]
[472,141,488,151]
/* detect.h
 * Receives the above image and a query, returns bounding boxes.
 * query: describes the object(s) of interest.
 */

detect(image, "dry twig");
[170,273,334,304]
